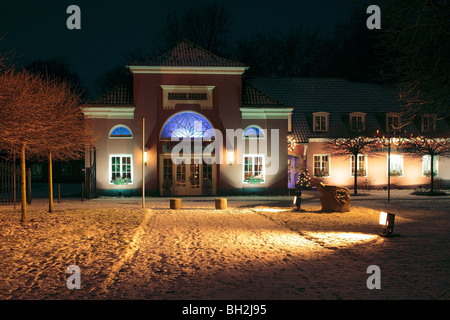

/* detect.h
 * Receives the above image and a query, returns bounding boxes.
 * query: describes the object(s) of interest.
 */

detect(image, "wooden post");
[48,152,53,212]
[170,198,182,210]
[142,117,145,208]
[13,152,16,210]
[27,167,31,205]
[20,144,27,223]
[58,183,61,204]
[215,198,227,210]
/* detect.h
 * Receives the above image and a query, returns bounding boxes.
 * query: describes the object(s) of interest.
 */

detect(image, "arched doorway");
[159,111,217,196]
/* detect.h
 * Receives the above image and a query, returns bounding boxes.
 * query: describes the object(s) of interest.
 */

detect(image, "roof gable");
[129,40,246,68]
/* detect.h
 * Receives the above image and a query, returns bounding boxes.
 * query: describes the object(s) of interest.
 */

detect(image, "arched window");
[110,125,133,139]
[160,111,214,139]
[243,125,264,139]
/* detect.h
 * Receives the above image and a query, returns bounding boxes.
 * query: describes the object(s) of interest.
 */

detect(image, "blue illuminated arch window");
[243,125,264,139]
[110,125,133,139]
[161,111,214,139]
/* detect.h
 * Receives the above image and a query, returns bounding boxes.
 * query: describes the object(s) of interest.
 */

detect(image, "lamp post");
[376,131,405,202]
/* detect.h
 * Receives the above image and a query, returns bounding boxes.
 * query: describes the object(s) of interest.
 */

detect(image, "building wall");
[86,118,139,196]
[90,71,290,196]
[307,141,446,189]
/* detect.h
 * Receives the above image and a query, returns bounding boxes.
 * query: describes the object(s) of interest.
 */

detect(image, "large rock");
[316,182,351,212]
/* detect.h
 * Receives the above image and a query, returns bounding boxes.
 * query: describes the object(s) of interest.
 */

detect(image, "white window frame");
[387,154,403,177]
[242,154,265,184]
[351,154,368,177]
[109,154,134,184]
[109,124,133,139]
[350,112,366,132]
[313,112,329,132]
[313,154,330,177]
[422,155,439,177]
[242,125,265,139]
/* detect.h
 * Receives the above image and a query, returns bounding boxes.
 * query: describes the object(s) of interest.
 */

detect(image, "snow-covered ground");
[0,190,448,300]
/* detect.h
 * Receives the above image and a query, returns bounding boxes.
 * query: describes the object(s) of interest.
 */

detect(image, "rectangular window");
[422,155,438,177]
[168,92,207,100]
[288,159,292,183]
[351,115,365,131]
[163,158,173,183]
[110,155,133,184]
[314,115,327,131]
[313,154,330,177]
[243,155,265,183]
[61,165,72,177]
[351,154,367,177]
[31,163,43,179]
[202,163,212,184]
[387,115,401,132]
[422,115,436,132]
[175,159,186,187]
[388,154,403,177]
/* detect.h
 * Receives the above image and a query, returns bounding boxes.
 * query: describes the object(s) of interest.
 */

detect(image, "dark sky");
[0,0,354,97]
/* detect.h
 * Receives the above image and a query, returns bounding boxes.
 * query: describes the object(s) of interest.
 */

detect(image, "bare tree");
[154,2,234,56]
[0,33,15,70]
[328,136,376,195]
[34,76,95,212]
[406,136,450,193]
[379,0,450,119]
[25,56,87,99]
[0,69,95,220]
[235,26,325,77]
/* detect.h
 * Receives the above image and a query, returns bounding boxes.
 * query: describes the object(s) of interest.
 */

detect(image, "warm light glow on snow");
[303,232,378,247]
[256,208,289,213]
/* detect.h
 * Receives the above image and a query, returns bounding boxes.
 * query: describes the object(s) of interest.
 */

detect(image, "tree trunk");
[20,144,26,223]
[13,152,16,210]
[354,154,358,195]
[48,152,53,212]
[430,154,434,192]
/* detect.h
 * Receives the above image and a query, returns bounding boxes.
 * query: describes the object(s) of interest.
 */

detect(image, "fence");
[0,159,21,206]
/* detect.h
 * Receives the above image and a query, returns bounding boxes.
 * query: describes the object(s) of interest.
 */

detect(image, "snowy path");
[104,207,331,299]
[0,193,448,300]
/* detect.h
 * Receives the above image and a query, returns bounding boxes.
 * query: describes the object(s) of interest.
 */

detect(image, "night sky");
[0,0,353,97]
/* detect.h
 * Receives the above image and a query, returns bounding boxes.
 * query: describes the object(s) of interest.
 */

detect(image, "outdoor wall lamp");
[379,211,400,237]
[228,150,234,166]
[144,151,148,166]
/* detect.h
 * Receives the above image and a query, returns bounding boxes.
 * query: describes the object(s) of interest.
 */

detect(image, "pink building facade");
[83,42,449,196]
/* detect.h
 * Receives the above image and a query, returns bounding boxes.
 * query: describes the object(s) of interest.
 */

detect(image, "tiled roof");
[88,81,133,105]
[247,77,448,143]
[242,81,284,107]
[129,40,246,68]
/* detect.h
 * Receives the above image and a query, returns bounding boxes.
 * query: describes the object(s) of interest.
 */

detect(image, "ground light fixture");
[293,189,302,211]
[379,211,400,237]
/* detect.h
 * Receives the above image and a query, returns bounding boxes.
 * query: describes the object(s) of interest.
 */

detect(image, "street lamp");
[376,131,405,202]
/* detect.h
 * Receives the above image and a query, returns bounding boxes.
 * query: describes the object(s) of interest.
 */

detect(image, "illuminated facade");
[83,41,292,196]
[84,41,449,196]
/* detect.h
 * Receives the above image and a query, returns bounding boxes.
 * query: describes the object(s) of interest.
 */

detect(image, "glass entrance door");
[161,156,214,196]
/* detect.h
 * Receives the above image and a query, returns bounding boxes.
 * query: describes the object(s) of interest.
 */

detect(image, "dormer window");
[422,114,436,132]
[313,112,329,132]
[350,112,366,132]
[386,113,401,132]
